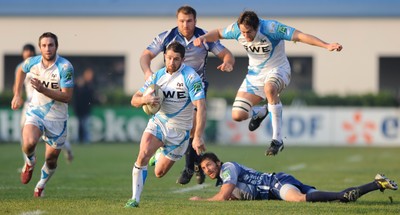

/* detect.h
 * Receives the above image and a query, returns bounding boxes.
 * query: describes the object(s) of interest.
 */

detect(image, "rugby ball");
[142,84,163,115]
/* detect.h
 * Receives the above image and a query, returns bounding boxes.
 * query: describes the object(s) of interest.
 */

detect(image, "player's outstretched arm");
[190,183,236,201]
[194,29,224,47]
[292,30,343,52]
[140,50,157,80]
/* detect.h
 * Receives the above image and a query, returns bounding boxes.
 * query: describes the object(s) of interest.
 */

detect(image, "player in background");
[11,32,74,197]
[14,44,73,165]
[125,42,206,208]
[194,11,342,156]
[190,152,398,202]
[140,5,234,185]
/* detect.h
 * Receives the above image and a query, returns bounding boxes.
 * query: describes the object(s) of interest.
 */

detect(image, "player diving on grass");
[194,11,343,156]
[125,41,207,208]
[190,152,398,202]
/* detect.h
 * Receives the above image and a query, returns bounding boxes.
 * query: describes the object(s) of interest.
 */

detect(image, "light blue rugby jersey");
[219,161,274,200]
[222,19,295,73]
[22,55,74,121]
[146,26,226,82]
[140,64,205,130]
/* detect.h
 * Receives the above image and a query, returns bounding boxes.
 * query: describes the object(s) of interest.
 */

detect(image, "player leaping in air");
[194,11,342,156]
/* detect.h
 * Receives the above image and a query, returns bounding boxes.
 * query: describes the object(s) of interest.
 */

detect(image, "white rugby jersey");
[146,27,226,82]
[22,55,74,121]
[140,64,205,130]
[222,19,295,73]
[16,62,34,102]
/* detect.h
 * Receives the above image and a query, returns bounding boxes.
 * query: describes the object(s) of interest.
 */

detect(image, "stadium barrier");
[217,107,400,147]
[0,107,399,146]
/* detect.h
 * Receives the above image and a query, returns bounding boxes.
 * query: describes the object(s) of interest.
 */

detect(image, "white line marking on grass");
[20,210,46,215]
[0,186,24,190]
[172,184,210,193]
[287,163,306,171]
[347,155,363,163]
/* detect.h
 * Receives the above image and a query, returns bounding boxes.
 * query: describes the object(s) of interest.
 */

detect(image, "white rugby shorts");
[20,102,29,128]
[25,115,68,149]
[238,64,291,99]
[144,118,190,161]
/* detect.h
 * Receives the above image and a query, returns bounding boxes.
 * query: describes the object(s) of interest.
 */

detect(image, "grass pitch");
[1,142,399,215]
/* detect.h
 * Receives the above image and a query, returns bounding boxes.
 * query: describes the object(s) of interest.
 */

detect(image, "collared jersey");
[140,64,205,130]
[22,55,74,121]
[146,26,226,81]
[222,19,295,72]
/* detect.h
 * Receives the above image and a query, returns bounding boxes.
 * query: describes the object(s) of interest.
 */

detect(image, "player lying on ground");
[190,152,398,202]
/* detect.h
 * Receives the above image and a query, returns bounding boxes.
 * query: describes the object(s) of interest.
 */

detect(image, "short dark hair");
[199,152,221,164]
[22,43,36,53]
[237,11,259,31]
[166,41,185,58]
[38,32,58,48]
[176,5,197,19]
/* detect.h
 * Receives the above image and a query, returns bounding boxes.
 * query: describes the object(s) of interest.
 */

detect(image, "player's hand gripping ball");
[142,84,164,115]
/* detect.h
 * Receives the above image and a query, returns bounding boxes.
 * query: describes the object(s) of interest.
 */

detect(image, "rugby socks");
[131,163,148,203]
[251,105,267,119]
[305,191,344,202]
[268,103,283,141]
[24,152,36,166]
[341,182,380,197]
[307,182,382,202]
[35,163,56,189]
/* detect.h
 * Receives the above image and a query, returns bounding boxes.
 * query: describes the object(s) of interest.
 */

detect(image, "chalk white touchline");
[172,184,210,193]
[287,163,306,171]
[20,210,46,215]
[0,186,25,190]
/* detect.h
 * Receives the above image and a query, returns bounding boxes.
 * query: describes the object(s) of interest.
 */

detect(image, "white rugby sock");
[252,104,268,118]
[268,103,283,142]
[36,163,56,189]
[24,152,36,166]
[131,163,148,203]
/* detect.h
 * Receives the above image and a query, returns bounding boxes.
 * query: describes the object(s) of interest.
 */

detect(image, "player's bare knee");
[154,169,167,178]
[265,87,277,97]
[23,137,37,148]
[231,111,248,121]
[232,97,253,121]
[280,184,306,202]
